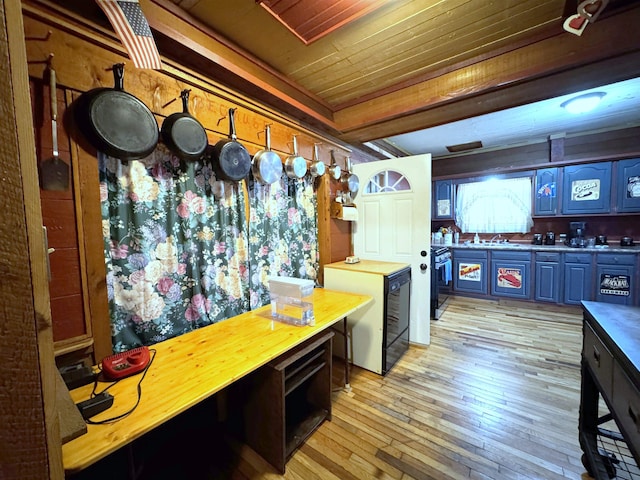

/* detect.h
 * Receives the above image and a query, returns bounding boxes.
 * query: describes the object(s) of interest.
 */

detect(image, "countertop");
[582,300,640,387]
[324,259,411,275]
[447,242,640,254]
[62,288,372,473]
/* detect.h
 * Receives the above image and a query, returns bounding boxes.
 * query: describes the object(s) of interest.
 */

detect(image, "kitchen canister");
[444,233,452,245]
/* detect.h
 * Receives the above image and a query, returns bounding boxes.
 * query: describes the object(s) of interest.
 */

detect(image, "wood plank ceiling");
[168,0,569,107]
[256,0,389,45]
[145,1,640,153]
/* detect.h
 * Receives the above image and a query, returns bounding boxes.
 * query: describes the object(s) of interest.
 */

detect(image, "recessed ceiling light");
[561,92,606,114]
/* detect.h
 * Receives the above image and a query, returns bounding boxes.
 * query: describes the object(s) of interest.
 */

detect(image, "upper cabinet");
[616,158,640,213]
[432,180,454,220]
[534,168,558,216]
[562,162,612,215]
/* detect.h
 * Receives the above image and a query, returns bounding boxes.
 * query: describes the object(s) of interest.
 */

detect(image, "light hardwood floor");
[216,295,591,480]
[95,295,594,480]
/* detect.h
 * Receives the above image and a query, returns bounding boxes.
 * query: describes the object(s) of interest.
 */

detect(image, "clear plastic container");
[270,293,315,326]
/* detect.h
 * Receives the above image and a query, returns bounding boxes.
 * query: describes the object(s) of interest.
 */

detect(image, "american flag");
[96,0,162,70]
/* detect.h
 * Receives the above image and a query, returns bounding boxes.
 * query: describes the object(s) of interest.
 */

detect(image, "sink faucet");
[489,234,502,245]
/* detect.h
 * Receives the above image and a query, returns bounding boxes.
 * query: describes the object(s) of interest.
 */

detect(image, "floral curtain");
[455,177,533,234]
[247,174,319,309]
[100,145,250,352]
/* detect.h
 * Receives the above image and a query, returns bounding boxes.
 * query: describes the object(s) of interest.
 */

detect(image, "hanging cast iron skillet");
[252,124,283,184]
[211,108,252,181]
[161,89,208,161]
[75,63,158,160]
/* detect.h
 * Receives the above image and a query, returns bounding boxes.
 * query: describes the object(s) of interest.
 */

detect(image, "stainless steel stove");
[430,245,451,319]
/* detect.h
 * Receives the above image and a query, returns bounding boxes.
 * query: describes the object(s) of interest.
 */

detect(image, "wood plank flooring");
[216,296,591,480]
[77,296,596,480]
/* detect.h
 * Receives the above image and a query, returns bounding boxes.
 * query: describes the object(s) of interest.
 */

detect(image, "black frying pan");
[161,89,208,161]
[75,63,158,160]
[211,108,251,181]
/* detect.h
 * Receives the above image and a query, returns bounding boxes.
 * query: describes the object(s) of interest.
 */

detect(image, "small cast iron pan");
[74,63,158,160]
[210,108,252,181]
[161,89,208,161]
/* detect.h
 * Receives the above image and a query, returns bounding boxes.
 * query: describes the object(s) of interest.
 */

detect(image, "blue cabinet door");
[490,251,532,300]
[534,168,558,216]
[535,252,561,303]
[563,253,593,305]
[452,250,487,295]
[616,158,640,213]
[562,162,612,214]
[433,180,454,220]
[595,253,637,306]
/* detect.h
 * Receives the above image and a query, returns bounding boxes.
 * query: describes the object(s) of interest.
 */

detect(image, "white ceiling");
[381,76,640,159]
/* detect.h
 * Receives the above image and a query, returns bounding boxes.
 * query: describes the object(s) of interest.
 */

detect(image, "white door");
[352,155,432,345]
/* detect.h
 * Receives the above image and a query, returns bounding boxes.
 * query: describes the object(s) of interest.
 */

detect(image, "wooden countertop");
[324,259,410,275]
[63,288,372,473]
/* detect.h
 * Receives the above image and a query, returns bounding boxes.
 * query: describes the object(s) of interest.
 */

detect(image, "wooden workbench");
[63,288,372,474]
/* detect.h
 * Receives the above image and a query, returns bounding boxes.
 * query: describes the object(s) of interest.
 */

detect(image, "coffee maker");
[567,221,587,248]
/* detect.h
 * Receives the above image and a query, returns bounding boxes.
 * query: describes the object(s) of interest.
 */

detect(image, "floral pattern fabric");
[100,145,250,352]
[248,175,320,309]
[100,143,320,352]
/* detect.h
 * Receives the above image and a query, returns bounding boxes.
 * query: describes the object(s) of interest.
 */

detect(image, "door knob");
[420,263,428,271]
[420,250,427,257]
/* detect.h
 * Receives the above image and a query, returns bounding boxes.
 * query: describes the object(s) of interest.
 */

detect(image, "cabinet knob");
[420,263,428,271]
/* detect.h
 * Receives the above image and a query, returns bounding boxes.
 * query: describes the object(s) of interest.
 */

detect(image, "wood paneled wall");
[22,3,366,362]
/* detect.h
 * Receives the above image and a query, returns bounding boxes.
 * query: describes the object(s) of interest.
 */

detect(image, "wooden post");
[0,0,61,477]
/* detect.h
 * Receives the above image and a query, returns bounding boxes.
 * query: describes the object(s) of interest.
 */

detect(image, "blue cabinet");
[563,252,593,305]
[595,253,636,306]
[452,249,487,295]
[433,180,454,220]
[534,168,558,216]
[490,250,531,300]
[562,162,612,215]
[616,158,640,213]
[534,252,561,303]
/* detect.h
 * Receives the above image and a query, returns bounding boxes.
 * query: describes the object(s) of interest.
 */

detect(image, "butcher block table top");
[63,288,372,473]
[324,259,411,276]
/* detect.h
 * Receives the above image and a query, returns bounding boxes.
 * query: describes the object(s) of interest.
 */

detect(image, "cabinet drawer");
[612,362,640,455]
[596,253,636,266]
[583,323,614,398]
[452,249,488,260]
[565,253,592,264]
[536,252,560,262]
[491,250,531,261]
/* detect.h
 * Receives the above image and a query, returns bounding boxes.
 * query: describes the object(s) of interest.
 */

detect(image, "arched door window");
[364,170,411,193]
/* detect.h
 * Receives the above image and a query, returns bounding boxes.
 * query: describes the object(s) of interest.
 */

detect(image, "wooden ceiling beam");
[339,50,640,144]
[145,0,338,130]
[333,6,640,141]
